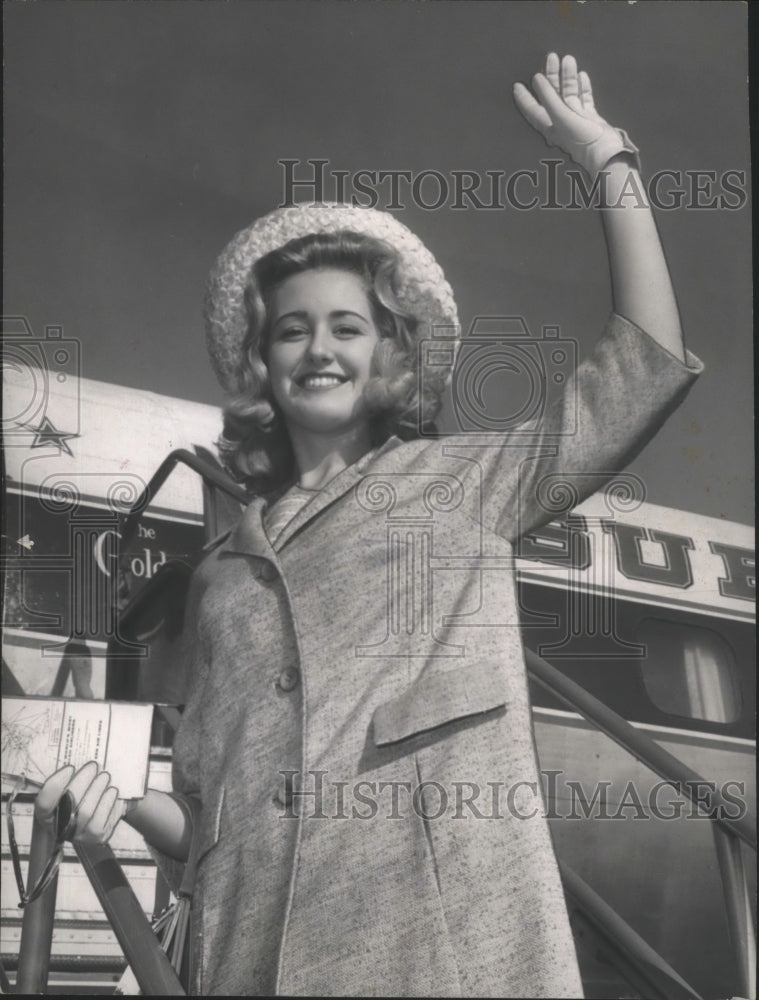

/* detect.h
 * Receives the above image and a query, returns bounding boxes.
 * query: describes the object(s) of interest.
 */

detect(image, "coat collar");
[226,435,403,557]
[225,495,273,558]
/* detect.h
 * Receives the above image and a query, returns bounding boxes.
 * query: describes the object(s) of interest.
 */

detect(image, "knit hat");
[204,203,460,392]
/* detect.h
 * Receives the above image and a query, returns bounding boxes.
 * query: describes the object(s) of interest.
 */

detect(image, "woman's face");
[266,268,381,436]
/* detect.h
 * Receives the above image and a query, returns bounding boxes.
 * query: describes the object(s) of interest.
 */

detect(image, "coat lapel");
[273,435,405,550]
[225,437,405,556]
[225,495,273,558]
[272,458,367,551]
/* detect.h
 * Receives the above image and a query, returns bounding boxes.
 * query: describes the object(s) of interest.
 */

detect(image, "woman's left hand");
[513,52,638,178]
[34,762,126,847]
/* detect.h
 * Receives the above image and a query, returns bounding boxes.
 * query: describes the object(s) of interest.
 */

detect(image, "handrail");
[75,840,186,995]
[559,860,703,1000]
[12,817,185,995]
[525,647,756,849]
[14,819,59,993]
[712,825,756,999]
[526,644,756,999]
[119,448,248,549]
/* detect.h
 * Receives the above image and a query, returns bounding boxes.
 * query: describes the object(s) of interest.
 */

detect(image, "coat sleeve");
[147,562,211,891]
[443,312,703,543]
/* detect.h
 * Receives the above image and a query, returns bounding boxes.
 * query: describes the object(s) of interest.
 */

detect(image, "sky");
[3,0,753,524]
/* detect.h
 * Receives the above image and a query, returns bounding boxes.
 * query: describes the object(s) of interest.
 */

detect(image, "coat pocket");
[372,659,508,746]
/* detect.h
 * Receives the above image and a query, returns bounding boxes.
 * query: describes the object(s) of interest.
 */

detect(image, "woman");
[36,55,702,997]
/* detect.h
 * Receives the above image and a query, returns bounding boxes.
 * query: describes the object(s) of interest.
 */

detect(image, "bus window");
[637,618,741,724]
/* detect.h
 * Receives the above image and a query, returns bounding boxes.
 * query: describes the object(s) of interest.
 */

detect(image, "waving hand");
[513,53,639,178]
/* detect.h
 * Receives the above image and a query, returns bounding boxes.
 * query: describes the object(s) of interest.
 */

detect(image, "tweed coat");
[159,314,701,997]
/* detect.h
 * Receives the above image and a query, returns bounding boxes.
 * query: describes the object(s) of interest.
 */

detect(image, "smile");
[296,373,349,390]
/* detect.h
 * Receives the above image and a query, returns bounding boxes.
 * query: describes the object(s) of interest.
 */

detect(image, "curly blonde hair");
[218,231,447,495]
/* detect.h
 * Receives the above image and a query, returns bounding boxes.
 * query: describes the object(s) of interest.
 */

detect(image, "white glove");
[513,53,640,179]
[35,761,127,846]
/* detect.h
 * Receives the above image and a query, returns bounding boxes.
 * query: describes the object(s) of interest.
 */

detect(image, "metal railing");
[559,861,703,1000]
[525,646,757,1000]
[11,821,185,994]
[118,448,248,550]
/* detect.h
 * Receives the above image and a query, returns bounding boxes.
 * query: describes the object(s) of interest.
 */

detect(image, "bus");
[2,353,755,997]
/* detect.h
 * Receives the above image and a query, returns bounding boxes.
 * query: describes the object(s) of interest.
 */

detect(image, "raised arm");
[513,52,686,362]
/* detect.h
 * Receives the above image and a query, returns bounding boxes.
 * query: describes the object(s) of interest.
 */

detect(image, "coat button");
[277,666,300,692]
[259,562,277,583]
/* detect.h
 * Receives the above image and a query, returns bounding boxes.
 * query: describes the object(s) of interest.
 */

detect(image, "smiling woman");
[217,224,451,493]
[267,270,381,454]
[32,56,707,998]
